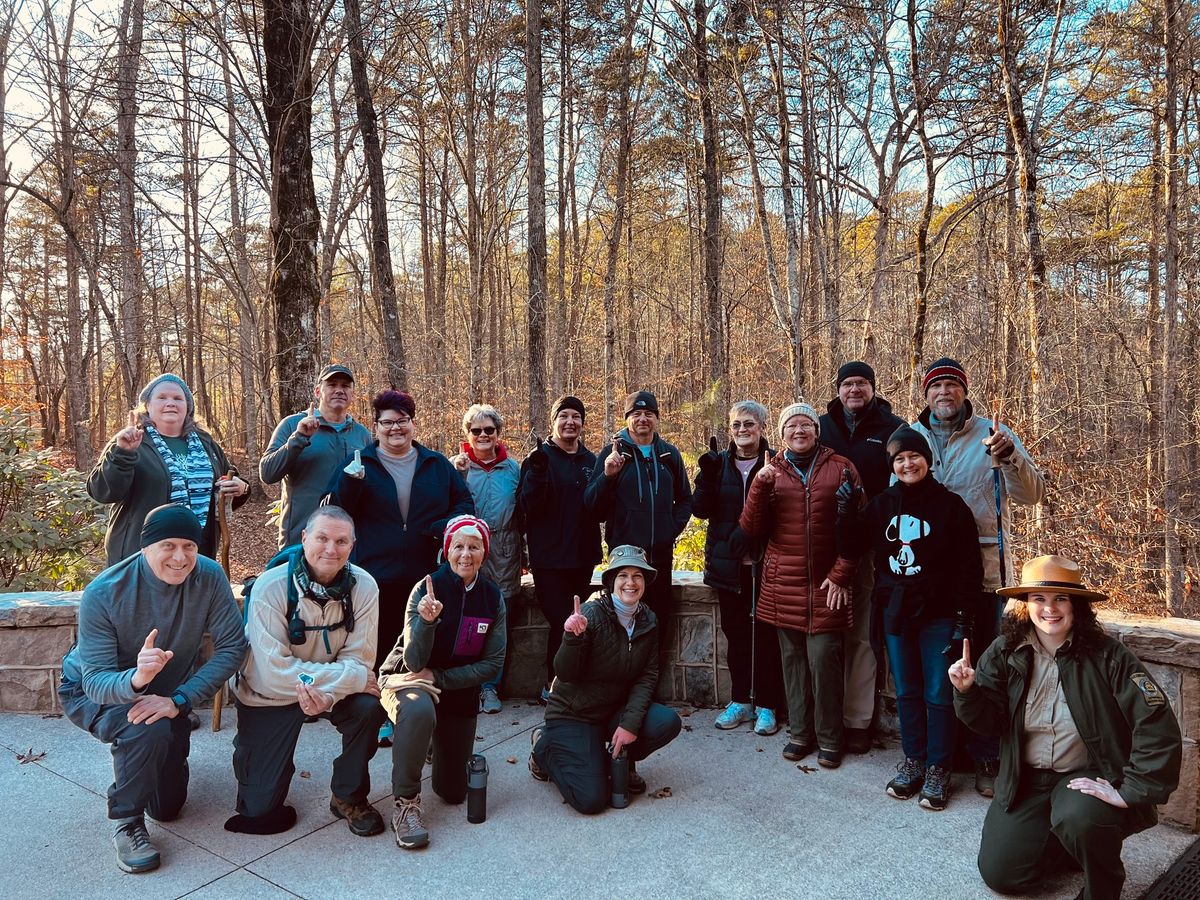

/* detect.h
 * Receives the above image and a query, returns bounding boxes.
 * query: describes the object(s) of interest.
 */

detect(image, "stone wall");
[3,580,1198,830]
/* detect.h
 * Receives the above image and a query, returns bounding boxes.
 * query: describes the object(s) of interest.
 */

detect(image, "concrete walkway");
[0,704,1191,900]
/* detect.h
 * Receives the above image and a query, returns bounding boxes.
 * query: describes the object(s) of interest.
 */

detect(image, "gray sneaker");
[886,757,925,800]
[391,795,430,850]
[113,816,160,873]
[480,686,502,714]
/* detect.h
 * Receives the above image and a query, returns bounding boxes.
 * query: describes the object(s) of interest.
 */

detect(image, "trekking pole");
[212,471,235,732]
[749,559,760,710]
[989,417,1007,590]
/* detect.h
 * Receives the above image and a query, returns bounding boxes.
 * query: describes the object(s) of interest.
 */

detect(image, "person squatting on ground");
[88,373,250,566]
[529,545,682,814]
[517,395,603,703]
[739,402,863,769]
[585,390,692,655]
[226,506,385,838]
[451,404,522,715]
[838,426,982,810]
[911,356,1045,797]
[325,388,474,747]
[951,556,1181,900]
[259,364,373,549]
[379,515,507,850]
[818,361,905,753]
[58,505,248,874]
[692,400,784,736]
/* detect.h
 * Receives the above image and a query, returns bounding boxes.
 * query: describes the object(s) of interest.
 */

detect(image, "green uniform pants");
[776,627,844,751]
[978,767,1131,900]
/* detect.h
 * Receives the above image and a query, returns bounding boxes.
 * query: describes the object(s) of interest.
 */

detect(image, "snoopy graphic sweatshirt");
[838,474,983,634]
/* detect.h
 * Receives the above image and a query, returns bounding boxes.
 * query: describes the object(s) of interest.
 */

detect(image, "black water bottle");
[610,747,630,809]
[466,753,488,823]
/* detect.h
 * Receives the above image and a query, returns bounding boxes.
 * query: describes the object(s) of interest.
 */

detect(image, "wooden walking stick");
[212,471,236,731]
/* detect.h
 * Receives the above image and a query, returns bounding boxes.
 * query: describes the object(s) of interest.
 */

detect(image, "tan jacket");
[233,562,379,707]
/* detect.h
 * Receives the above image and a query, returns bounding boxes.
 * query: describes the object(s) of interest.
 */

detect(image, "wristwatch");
[171,691,192,717]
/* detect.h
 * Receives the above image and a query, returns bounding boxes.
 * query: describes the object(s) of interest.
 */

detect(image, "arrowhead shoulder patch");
[1130,672,1166,707]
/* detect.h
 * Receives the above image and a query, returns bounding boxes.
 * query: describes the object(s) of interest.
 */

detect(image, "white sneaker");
[714,701,754,730]
[753,707,780,735]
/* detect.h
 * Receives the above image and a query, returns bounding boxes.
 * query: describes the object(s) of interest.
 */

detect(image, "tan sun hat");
[996,555,1107,603]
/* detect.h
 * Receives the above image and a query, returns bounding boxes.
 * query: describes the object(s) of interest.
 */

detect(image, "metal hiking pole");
[749,559,761,710]
[989,417,1007,590]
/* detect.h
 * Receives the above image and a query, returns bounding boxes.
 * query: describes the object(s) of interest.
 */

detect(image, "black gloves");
[527,440,548,473]
[698,435,722,479]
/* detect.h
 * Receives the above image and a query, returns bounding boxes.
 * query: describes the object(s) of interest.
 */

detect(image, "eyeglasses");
[377,417,411,429]
[469,426,497,436]
[785,422,817,433]
[840,379,871,390]
[729,420,760,432]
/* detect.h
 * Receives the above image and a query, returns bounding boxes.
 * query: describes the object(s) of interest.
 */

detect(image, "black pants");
[390,690,478,803]
[62,692,191,821]
[643,549,675,675]
[532,704,682,814]
[533,566,596,686]
[978,767,1132,900]
[964,590,1003,763]
[717,565,783,710]
[232,694,384,817]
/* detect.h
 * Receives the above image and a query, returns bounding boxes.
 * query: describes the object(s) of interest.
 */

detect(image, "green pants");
[978,768,1131,900]
[776,627,844,751]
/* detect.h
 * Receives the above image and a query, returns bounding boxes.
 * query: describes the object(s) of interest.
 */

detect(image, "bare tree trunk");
[115,0,144,404]
[1162,0,1183,613]
[345,0,407,389]
[907,0,935,405]
[264,0,322,415]
[526,0,548,434]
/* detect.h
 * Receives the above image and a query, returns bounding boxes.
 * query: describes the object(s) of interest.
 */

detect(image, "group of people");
[62,359,1181,900]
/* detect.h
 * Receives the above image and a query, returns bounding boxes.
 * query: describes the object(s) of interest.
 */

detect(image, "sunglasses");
[469,426,497,436]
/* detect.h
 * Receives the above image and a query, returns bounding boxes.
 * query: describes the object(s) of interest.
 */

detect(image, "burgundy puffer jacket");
[739,447,861,633]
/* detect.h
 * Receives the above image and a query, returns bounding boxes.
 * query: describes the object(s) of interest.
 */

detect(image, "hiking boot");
[330,795,384,836]
[715,701,754,730]
[113,817,160,874]
[818,749,843,769]
[782,740,815,761]
[391,795,430,850]
[529,727,549,781]
[920,764,952,811]
[975,758,1000,798]
[628,762,646,795]
[886,757,925,800]
[845,727,872,754]
[753,707,780,736]
[378,720,394,747]
[480,686,502,714]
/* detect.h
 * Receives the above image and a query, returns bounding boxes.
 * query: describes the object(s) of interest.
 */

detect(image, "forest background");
[0,0,1197,616]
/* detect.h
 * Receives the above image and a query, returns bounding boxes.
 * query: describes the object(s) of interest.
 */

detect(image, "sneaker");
[628,763,646,795]
[378,720,394,747]
[753,708,780,735]
[113,817,160,874]
[886,757,926,800]
[480,686,502,714]
[845,727,872,754]
[782,740,815,761]
[391,795,430,849]
[920,764,952,811]
[529,727,549,781]
[975,758,999,798]
[817,749,843,769]
[715,701,754,730]
[330,796,384,836]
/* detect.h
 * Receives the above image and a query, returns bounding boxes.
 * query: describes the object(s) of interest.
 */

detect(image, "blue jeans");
[885,618,957,768]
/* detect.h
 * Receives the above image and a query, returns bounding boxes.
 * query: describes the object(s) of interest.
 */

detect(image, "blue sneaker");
[378,720,394,747]
[753,707,780,735]
[715,701,754,730]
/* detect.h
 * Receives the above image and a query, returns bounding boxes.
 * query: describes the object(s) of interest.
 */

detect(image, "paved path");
[0,705,1191,899]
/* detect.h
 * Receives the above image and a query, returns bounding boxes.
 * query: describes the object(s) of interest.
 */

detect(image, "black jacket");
[691,438,771,593]
[517,440,602,569]
[584,429,692,556]
[956,631,1181,834]
[546,593,658,734]
[819,396,905,500]
[325,442,474,587]
[839,474,982,633]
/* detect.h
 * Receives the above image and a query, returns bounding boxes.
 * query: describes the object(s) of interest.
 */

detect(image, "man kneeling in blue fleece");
[59,505,248,874]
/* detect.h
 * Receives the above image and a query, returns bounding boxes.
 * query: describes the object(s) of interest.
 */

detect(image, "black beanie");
[140,505,204,548]
[886,425,933,468]
[624,390,659,418]
[836,361,875,388]
[551,395,586,422]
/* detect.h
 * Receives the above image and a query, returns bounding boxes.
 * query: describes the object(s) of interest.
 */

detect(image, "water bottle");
[610,747,630,809]
[466,753,488,823]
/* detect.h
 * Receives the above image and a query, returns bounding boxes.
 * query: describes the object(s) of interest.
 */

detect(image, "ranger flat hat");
[996,555,1106,602]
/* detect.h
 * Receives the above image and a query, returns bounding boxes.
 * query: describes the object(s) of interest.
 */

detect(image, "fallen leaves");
[506,756,517,764]
[650,786,673,799]
[797,764,817,773]
[299,771,311,779]
[682,724,693,732]
[16,748,46,764]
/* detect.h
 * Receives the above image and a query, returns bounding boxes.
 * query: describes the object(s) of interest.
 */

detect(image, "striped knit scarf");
[143,424,214,527]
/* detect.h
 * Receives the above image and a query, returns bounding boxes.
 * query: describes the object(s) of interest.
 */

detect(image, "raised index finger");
[143,628,158,649]
[127,410,138,429]
[962,637,971,669]
[424,575,436,603]
[992,414,1000,435]
[573,595,581,616]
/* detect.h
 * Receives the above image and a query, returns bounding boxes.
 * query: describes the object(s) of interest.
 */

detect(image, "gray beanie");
[139,374,195,417]
[777,402,820,438]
